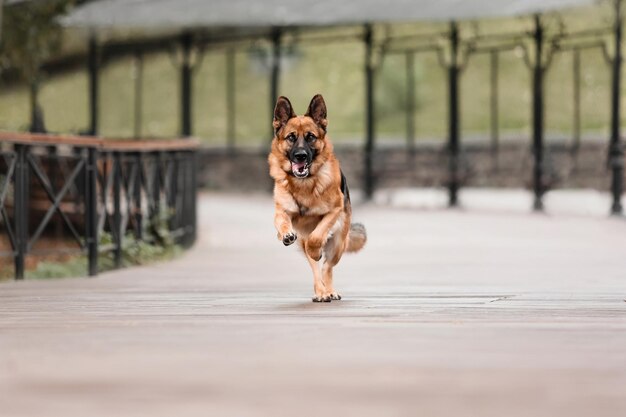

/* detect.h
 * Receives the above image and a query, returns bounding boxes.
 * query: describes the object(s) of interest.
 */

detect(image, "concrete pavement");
[1,192,625,416]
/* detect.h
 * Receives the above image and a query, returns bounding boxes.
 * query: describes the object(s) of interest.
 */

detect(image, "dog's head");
[271,94,329,179]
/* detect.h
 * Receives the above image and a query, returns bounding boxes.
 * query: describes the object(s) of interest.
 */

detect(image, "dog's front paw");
[282,232,297,246]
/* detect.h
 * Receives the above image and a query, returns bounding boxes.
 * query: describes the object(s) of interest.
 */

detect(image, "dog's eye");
[286,134,296,142]
[306,133,317,142]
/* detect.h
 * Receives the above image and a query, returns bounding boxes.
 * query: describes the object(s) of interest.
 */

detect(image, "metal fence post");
[168,153,179,233]
[191,150,197,246]
[88,34,99,136]
[226,48,236,153]
[609,0,624,215]
[113,152,122,267]
[151,152,161,230]
[572,49,581,154]
[490,50,500,170]
[405,51,416,157]
[13,144,28,279]
[448,21,460,207]
[181,32,193,137]
[85,147,98,276]
[364,24,375,200]
[269,27,282,141]
[532,15,545,211]
[134,152,143,240]
[182,152,191,246]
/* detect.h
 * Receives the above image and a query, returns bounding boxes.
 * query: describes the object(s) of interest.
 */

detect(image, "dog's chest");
[286,195,329,217]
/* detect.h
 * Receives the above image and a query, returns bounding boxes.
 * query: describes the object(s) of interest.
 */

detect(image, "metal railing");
[0,132,198,280]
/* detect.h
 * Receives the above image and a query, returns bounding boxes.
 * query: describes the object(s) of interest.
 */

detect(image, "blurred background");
[0,1,619,142]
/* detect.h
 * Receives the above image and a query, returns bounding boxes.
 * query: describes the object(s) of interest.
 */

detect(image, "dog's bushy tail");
[346,223,367,253]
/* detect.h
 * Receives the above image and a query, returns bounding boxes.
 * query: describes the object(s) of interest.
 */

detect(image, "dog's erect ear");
[305,94,328,131]
[273,96,296,134]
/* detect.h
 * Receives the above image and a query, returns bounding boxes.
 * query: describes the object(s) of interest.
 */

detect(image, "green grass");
[0,235,183,281]
[0,3,621,145]
[26,240,182,280]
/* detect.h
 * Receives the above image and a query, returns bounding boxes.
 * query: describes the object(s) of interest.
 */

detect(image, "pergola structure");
[61,0,624,213]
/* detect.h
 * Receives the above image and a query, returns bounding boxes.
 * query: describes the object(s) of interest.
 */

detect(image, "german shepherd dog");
[268,94,367,302]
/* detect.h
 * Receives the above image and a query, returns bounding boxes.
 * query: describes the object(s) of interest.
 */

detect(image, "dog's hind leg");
[322,234,344,301]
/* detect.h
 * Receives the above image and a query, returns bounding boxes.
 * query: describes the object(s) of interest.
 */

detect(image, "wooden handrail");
[101,138,199,152]
[0,132,104,147]
[0,131,199,152]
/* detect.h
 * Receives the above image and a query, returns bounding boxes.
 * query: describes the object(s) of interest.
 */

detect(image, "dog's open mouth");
[291,161,310,178]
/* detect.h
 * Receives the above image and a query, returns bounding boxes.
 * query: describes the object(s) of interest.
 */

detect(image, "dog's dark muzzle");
[289,147,313,178]
[292,149,309,163]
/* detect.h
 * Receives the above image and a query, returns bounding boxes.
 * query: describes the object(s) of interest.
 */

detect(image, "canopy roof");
[62,0,598,30]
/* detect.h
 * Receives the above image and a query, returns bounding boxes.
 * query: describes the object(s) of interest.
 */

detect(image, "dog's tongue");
[291,161,307,173]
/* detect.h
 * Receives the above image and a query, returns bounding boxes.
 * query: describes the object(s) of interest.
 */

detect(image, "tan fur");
[268,95,366,302]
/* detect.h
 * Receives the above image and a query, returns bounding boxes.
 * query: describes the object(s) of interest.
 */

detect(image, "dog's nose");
[294,149,307,162]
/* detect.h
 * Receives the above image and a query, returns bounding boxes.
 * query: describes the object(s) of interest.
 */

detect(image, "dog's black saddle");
[340,170,351,205]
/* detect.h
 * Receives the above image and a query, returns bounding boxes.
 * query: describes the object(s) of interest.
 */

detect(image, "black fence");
[0,132,198,280]
[85,11,625,214]
[10,1,625,215]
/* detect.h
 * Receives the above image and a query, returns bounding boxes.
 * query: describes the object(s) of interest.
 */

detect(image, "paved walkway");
[1,192,626,417]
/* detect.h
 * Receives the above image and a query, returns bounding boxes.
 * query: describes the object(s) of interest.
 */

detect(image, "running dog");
[268,94,367,302]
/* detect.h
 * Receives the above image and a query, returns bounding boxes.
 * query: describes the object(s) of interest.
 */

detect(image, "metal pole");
[573,48,581,153]
[113,152,122,268]
[532,15,545,211]
[168,154,179,233]
[448,21,460,207]
[181,32,193,137]
[490,50,500,169]
[609,0,624,215]
[363,24,376,200]
[270,28,282,140]
[226,48,236,153]
[134,153,143,241]
[13,144,27,279]
[191,151,198,246]
[183,153,191,245]
[29,80,43,133]
[88,34,99,136]
[47,145,63,239]
[133,51,144,139]
[406,51,416,156]
[152,152,161,223]
[86,147,98,276]
[0,0,4,44]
